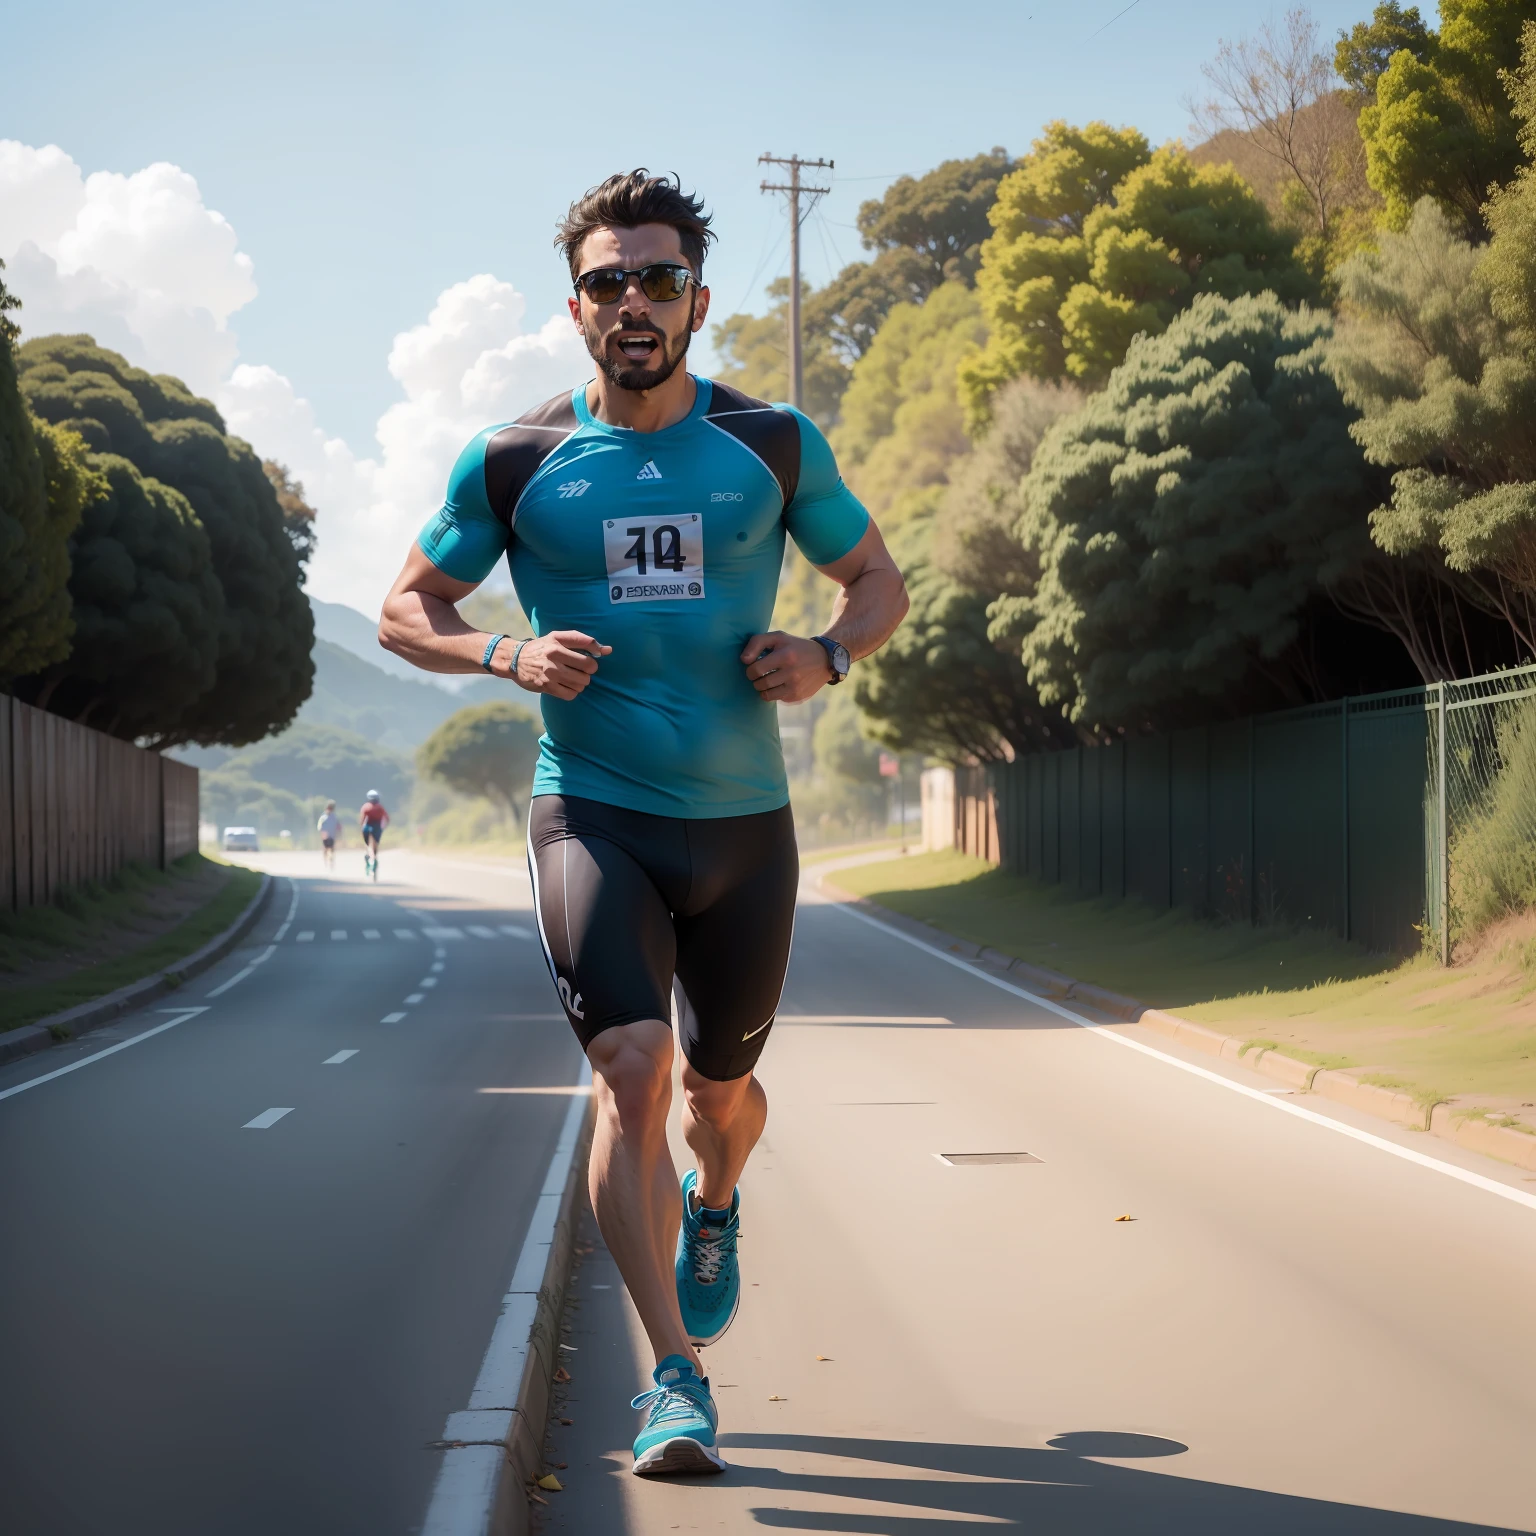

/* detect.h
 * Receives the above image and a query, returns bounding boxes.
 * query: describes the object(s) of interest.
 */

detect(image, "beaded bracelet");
[480,633,507,672]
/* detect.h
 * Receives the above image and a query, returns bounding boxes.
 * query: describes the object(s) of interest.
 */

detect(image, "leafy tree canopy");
[263,459,318,566]
[417,701,540,822]
[227,722,412,812]
[1335,2,1434,98]
[712,150,1013,427]
[1000,292,1384,732]
[962,128,1311,425]
[855,148,1014,287]
[1356,0,1536,236]
[16,336,314,745]
[1328,197,1536,661]
[31,454,224,738]
[810,686,885,783]
[1483,20,1536,334]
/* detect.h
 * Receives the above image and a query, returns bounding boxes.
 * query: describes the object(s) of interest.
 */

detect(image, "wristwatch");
[812,634,850,686]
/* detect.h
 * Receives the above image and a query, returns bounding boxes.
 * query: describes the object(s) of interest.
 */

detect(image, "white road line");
[205,967,254,998]
[421,1061,591,1535]
[393,928,418,940]
[468,925,498,939]
[0,1009,208,1103]
[830,901,1536,1215]
[272,877,300,942]
[297,931,315,943]
[381,1012,407,1024]
[243,1107,293,1129]
[434,947,448,959]
[424,927,465,940]
[323,1050,359,1065]
[498,924,533,940]
[405,993,425,1004]
[363,929,381,940]
[331,929,347,941]
[431,962,445,973]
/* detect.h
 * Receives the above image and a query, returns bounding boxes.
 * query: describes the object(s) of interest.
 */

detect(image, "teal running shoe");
[675,1168,741,1347]
[630,1354,726,1476]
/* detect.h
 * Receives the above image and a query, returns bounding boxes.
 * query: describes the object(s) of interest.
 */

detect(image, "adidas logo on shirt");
[636,460,663,481]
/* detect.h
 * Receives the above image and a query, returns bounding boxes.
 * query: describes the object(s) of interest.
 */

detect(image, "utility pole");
[759,152,833,409]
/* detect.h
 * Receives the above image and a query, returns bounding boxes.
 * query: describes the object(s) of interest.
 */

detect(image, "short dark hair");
[555,170,715,281]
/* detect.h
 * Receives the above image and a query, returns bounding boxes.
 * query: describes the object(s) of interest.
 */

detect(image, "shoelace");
[689,1219,737,1285]
[631,1375,712,1426]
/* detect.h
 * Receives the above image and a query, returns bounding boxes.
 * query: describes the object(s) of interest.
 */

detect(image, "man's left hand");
[741,631,836,704]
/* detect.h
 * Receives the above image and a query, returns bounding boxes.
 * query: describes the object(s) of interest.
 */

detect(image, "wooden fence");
[0,695,199,912]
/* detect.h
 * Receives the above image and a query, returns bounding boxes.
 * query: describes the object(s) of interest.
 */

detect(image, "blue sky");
[4,0,1397,612]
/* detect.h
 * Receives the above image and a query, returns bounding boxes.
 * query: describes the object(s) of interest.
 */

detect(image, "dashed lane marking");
[363,929,381,940]
[394,928,418,939]
[468,925,498,939]
[323,1050,359,1065]
[297,931,315,942]
[243,1107,293,1129]
[424,926,465,940]
[381,1012,407,1024]
[331,929,347,941]
[499,924,534,940]
[419,978,437,988]
[405,993,425,1004]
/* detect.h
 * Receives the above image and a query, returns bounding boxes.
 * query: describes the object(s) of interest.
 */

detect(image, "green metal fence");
[1426,668,1536,962]
[987,659,1536,956]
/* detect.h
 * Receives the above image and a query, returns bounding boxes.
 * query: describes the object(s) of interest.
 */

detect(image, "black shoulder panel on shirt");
[483,391,580,526]
[704,380,801,507]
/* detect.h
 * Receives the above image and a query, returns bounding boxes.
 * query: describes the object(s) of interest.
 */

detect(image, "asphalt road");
[0,849,583,1536]
[541,872,1536,1535]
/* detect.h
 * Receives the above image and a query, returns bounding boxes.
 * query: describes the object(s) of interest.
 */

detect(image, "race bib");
[603,514,705,604]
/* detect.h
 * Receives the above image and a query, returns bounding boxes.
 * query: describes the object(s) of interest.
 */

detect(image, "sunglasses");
[573,262,696,305]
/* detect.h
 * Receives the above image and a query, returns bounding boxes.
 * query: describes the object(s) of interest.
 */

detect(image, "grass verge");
[0,856,261,1032]
[834,850,1536,1109]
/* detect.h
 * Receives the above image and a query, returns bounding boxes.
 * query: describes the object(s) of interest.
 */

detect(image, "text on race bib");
[603,513,706,604]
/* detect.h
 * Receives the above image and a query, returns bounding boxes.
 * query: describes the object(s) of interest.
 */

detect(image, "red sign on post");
[878,752,900,779]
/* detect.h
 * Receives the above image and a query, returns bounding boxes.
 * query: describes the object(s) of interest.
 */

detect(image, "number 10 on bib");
[604,513,706,604]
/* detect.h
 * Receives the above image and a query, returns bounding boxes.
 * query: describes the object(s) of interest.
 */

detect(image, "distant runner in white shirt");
[317,802,341,869]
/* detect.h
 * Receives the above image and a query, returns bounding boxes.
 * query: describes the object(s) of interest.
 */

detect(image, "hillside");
[297,639,512,752]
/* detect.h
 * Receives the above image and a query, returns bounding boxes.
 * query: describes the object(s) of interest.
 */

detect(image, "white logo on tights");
[558,977,585,1020]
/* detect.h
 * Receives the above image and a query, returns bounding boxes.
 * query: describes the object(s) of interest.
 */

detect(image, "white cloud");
[2,140,586,619]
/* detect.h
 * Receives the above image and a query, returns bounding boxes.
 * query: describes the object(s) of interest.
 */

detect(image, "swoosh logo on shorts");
[740,1016,773,1041]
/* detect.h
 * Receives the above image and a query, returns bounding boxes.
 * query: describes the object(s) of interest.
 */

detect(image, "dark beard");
[584,295,695,391]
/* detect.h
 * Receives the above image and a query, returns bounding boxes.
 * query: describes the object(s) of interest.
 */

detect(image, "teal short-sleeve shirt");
[415,376,870,818]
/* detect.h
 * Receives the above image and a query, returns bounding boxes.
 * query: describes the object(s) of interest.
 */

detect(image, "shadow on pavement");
[716,1433,1514,1533]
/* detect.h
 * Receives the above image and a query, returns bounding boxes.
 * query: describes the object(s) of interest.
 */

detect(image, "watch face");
[833,642,850,673]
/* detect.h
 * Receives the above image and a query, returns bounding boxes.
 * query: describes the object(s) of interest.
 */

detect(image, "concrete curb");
[818,874,1536,1175]
[420,1079,595,1536]
[0,873,274,1067]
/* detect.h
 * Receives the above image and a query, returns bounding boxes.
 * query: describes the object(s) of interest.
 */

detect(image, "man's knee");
[591,1024,672,1132]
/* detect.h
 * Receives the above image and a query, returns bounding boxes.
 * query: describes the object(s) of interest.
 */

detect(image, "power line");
[1088,0,1145,38]
[759,151,833,409]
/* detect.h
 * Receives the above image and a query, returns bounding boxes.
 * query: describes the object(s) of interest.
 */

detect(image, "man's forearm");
[819,565,909,661]
[379,589,501,675]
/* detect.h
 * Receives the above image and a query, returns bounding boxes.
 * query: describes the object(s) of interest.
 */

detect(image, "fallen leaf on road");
[529,1492,548,1506]
[559,1418,574,1426]
[1115,1214,1136,1222]
[769,1394,787,1401]
[815,1355,832,1361]
[554,1367,571,1383]
[555,1462,567,1470]
[558,1343,578,1351]
[537,1474,563,1492]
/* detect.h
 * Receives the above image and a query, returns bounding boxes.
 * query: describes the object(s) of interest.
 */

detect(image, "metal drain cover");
[935,1152,1042,1166]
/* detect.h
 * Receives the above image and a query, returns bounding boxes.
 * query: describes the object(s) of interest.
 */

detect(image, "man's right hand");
[512,631,612,701]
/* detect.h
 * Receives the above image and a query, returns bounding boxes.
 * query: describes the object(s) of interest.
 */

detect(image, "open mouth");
[615,332,662,363]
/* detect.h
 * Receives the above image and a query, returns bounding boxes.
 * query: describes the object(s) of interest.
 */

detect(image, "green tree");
[712,150,1014,426]
[855,380,1083,762]
[27,454,225,737]
[811,686,884,782]
[263,459,318,566]
[855,148,1014,287]
[1001,293,1389,732]
[16,337,315,745]
[1327,197,1536,662]
[1335,3,1434,98]
[1483,20,1536,333]
[1356,0,1536,236]
[417,701,541,823]
[225,721,412,813]
[962,129,1311,424]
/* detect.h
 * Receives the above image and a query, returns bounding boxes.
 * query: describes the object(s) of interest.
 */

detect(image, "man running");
[317,801,341,869]
[379,170,907,1477]
[358,790,388,877]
